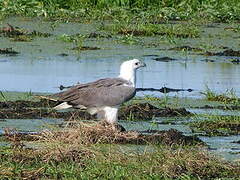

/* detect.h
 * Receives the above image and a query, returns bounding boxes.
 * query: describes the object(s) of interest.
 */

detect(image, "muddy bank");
[3,126,204,146]
[0,48,19,55]
[119,103,192,120]
[0,24,51,42]
[189,116,240,136]
[204,49,240,57]
[0,101,192,120]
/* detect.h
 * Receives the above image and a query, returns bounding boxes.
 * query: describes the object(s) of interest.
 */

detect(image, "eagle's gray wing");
[52,78,136,108]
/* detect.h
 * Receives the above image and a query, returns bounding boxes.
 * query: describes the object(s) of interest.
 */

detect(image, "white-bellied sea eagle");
[52,59,146,125]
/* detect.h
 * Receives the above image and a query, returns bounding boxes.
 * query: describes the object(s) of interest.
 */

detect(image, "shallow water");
[0,118,63,134]
[0,17,240,98]
[200,135,240,162]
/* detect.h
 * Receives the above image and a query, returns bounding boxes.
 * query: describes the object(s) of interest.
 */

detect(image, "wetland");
[0,3,240,177]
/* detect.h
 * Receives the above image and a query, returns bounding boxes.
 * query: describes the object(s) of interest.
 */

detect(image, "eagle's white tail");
[53,102,72,110]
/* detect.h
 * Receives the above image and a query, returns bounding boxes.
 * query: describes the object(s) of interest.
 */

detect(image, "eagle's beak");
[141,62,146,67]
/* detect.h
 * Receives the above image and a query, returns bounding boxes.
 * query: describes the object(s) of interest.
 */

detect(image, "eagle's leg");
[97,106,125,132]
[103,106,119,124]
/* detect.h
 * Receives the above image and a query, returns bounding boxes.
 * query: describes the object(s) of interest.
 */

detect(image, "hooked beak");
[140,62,146,67]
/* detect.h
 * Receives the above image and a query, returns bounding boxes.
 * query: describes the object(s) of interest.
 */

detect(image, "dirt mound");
[119,103,192,120]
[137,129,203,145]
[3,125,204,146]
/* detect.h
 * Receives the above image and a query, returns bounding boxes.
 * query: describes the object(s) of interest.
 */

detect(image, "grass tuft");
[201,86,240,104]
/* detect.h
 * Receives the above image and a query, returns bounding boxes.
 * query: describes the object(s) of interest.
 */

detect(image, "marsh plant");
[201,86,240,105]
[58,33,85,44]
[58,33,87,50]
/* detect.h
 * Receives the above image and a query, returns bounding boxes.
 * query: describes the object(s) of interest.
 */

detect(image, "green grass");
[57,33,85,43]
[0,0,240,22]
[101,23,200,38]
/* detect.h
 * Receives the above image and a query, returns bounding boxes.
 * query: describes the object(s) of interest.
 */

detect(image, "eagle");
[51,59,146,125]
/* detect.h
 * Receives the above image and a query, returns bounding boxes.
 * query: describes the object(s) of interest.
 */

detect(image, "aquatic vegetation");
[10,35,32,42]
[57,33,101,51]
[0,124,239,179]
[102,23,200,38]
[189,114,240,136]
[116,34,142,45]
[57,33,85,43]
[229,58,240,64]
[201,87,240,104]
[142,95,162,102]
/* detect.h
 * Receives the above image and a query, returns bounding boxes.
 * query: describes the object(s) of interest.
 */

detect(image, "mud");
[204,49,240,57]
[0,24,51,41]
[136,129,204,146]
[0,101,191,120]
[232,140,240,144]
[0,99,57,109]
[201,59,215,62]
[119,103,192,120]
[168,46,203,52]
[0,48,20,55]
[0,108,94,120]
[71,46,101,51]
[58,53,69,56]
[87,32,112,38]
[153,56,177,62]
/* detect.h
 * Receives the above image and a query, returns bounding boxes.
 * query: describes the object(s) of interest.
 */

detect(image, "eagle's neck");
[119,68,136,87]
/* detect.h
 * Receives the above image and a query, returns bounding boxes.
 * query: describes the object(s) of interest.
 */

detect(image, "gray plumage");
[52,78,136,108]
